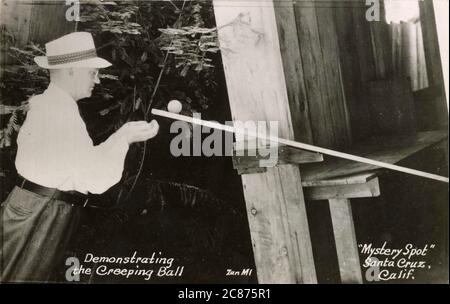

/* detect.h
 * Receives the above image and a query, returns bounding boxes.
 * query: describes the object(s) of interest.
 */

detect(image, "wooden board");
[213,0,316,284]
[29,0,75,43]
[274,2,314,144]
[368,1,393,79]
[294,0,352,149]
[301,130,448,187]
[419,0,448,128]
[333,2,372,142]
[304,177,380,201]
[232,143,323,174]
[419,0,444,87]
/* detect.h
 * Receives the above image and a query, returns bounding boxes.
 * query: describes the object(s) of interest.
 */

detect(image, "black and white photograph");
[0,0,448,286]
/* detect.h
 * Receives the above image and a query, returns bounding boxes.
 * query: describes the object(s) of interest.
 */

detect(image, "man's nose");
[94,74,100,84]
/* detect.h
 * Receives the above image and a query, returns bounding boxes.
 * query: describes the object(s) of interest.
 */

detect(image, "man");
[0,32,159,282]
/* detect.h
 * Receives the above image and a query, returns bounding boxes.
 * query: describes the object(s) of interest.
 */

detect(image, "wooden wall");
[275,0,423,145]
[276,0,353,149]
[419,0,448,129]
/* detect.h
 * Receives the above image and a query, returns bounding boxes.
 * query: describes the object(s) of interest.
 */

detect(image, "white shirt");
[16,83,129,194]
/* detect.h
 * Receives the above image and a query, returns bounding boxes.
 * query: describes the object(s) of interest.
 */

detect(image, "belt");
[17,177,90,208]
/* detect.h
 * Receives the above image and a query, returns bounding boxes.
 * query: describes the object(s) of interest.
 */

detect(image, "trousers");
[0,186,81,283]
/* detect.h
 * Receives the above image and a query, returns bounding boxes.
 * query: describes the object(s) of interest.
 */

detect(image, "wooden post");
[212,0,316,283]
[419,0,448,127]
[329,199,363,284]
[273,2,314,144]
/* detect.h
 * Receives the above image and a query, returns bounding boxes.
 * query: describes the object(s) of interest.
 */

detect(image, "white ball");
[167,99,182,113]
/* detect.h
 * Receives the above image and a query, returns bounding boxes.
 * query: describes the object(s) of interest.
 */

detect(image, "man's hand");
[118,120,159,144]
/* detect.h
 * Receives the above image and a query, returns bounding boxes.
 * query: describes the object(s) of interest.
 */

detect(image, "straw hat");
[34,32,112,69]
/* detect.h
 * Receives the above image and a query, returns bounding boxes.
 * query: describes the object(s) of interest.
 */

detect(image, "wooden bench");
[300,130,448,283]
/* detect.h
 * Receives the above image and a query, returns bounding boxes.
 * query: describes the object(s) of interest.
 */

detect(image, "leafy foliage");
[0,0,221,190]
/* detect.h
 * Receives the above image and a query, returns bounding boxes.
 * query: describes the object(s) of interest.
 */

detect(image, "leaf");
[160,46,177,51]
[158,28,187,35]
[205,47,220,53]
[134,97,142,111]
[99,74,119,80]
[141,52,148,62]
[195,64,203,72]
[169,50,184,55]
[180,65,190,77]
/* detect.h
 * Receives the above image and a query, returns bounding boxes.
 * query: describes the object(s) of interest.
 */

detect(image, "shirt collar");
[45,82,78,108]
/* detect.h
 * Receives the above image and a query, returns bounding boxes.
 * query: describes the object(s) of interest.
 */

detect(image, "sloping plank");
[301,130,448,186]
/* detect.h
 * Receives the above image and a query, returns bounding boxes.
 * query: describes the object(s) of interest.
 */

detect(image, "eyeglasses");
[90,69,99,79]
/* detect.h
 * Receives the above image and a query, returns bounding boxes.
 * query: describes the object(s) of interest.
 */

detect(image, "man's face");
[71,68,100,99]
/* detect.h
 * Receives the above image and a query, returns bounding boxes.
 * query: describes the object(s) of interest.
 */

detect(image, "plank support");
[232,144,323,175]
[329,198,363,284]
[304,178,380,201]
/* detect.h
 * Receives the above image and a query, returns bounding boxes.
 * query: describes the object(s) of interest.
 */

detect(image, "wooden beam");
[329,198,363,284]
[232,144,323,175]
[333,2,372,141]
[273,1,314,144]
[29,0,75,43]
[212,0,316,283]
[419,0,448,128]
[304,177,380,201]
[368,1,393,79]
[420,0,445,87]
[294,0,352,149]
[431,0,449,105]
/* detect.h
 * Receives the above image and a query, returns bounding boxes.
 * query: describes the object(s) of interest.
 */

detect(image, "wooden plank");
[315,3,352,149]
[273,1,314,144]
[29,0,74,43]
[369,15,393,79]
[333,3,372,142]
[213,0,316,283]
[351,1,376,83]
[419,0,448,128]
[292,0,352,149]
[232,144,323,172]
[301,130,448,186]
[304,177,380,200]
[329,198,363,283]
[431,0,449,103]
[419,0,444,87]
[294,1,335,148]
